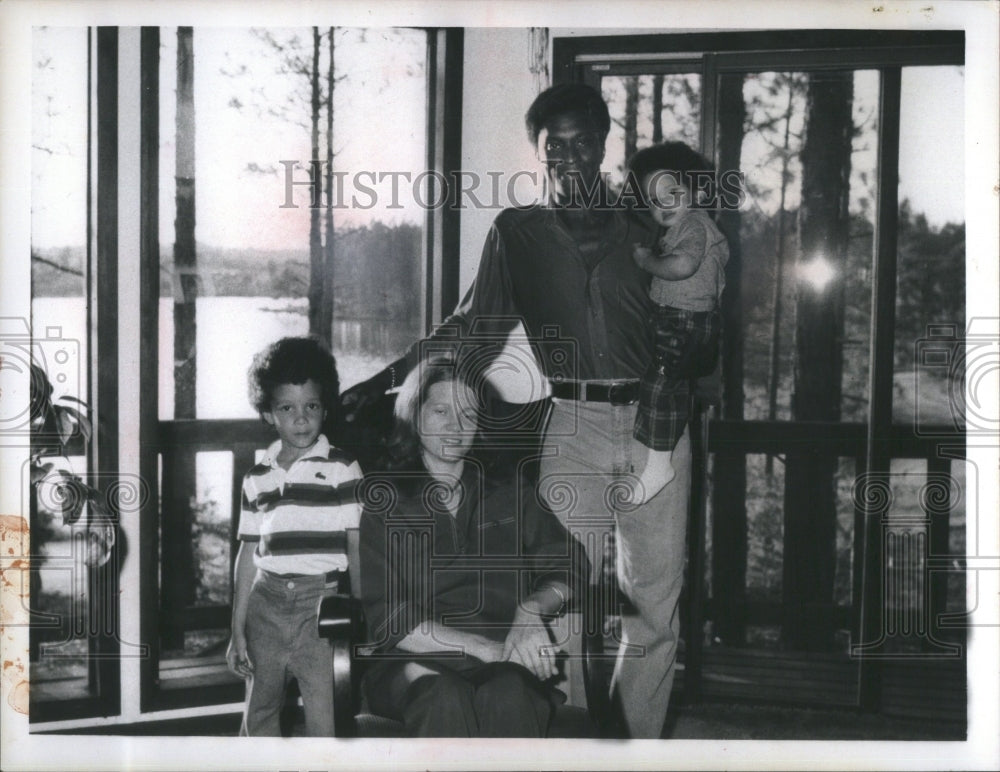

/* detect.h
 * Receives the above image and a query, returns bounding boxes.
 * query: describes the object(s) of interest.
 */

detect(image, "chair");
[317,529,620,738]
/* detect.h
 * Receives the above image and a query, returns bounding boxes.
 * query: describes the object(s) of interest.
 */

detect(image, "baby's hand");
[632,243,655,270]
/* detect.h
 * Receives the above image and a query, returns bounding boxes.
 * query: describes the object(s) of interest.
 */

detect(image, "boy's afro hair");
[247,336,339,416]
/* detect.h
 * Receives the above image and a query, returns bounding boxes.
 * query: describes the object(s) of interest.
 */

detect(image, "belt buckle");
[608,381,635,406]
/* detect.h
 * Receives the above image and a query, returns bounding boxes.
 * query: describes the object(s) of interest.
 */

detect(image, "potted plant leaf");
[29,359,117,639]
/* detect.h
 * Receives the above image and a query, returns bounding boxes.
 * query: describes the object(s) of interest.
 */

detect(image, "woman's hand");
[502,603,559,681]
[226,634,253,678]
[475,638,506,664]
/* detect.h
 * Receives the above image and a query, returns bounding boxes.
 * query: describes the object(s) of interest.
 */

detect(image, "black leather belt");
[550,380,640,405]
[271,569,344,583]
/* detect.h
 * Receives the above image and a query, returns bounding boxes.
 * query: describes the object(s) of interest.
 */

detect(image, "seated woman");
[358,356,589,737]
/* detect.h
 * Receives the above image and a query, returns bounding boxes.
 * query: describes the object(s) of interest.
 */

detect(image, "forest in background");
[32,220,423,327]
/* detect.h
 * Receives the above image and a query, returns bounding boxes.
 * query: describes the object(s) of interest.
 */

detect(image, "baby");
[629,142,729,504]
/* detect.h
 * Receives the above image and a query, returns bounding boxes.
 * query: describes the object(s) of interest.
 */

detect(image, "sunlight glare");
[798,255,837,292]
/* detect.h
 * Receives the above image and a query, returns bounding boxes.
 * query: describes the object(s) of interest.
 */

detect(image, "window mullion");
[423,28,463,331]
[856,65,903,712]
[139,25,161,714]
[93,24,122,719]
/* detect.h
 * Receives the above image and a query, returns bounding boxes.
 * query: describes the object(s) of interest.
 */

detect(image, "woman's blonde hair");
[385,355,490,470]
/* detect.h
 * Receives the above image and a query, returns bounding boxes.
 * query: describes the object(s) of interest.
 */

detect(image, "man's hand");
[339,371,390,424]
[226,634,253,678]
[502,603,559,681]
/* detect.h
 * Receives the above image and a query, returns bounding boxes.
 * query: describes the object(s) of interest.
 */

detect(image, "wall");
[459,28,542,401]
[459,28,539,293]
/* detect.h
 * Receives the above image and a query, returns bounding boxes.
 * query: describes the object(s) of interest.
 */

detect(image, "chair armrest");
[318,594,363,737]
[546,584,620,737]
[576,584,621,738]
[580,602,616,737]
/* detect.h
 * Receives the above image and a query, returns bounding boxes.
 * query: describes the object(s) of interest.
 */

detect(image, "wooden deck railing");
[158,419,272,647]
[684,404,966,715]
[155,409,967,720]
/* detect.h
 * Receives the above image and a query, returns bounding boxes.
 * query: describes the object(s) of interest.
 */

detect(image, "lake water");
[32,296,395,420]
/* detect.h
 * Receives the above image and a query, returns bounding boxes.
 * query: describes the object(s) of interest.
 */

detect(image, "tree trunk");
[711,72,748,646]
[164,26,197,649]
[319,27,335,349]
[652,74,664,145]
[782,70,853,651]
[765,80,795,474]
[173,27,197,421]
[623,76,639,163]
[307,27,323,338]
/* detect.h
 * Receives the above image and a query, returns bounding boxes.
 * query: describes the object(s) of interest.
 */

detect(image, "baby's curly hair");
[247,336,340,416]
[627,141,715,199]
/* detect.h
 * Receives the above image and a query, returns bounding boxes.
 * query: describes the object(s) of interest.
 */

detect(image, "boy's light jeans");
[241,569,339,736]
[540,398,690,739]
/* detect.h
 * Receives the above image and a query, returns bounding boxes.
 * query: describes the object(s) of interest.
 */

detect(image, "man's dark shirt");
[359,461,589,653]
[403,205,661,382]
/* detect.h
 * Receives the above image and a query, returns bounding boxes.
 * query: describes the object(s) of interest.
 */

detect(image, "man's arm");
[341,219,519,420]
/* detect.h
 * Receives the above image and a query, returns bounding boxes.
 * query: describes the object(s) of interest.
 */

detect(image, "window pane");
[192,452,234,606]
[712,454,858,651]
[738,70,878,423]
[893,66,965,432]
[744,454,784,606]
[30,25,88,410]
[879,458,965,653]
[157,448,248,684]
[154,26,428,690]
[945,461,966,616]
[158,27,428,421]
[600,72,701,188]
[29,27,95,709]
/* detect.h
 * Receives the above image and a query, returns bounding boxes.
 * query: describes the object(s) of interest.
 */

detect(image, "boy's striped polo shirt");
[237,434,362,575]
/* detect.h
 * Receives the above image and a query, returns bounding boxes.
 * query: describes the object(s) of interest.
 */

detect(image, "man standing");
[342,83,690,739]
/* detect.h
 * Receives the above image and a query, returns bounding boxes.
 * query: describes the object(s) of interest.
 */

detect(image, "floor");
[47,697,964,740]
[664,701,964,741]
[276,700,964,741]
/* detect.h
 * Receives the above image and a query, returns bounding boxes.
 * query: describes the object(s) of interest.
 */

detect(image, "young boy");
[629,142,729,505]
[227,336,362,736]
